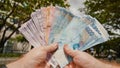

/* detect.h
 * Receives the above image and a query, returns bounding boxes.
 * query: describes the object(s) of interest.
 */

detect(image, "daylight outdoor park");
[0,0,120,66]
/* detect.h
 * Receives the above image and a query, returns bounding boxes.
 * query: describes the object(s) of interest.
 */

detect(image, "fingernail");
[64,44,68,47]
[65,44,70,49]
[64,44,69,50]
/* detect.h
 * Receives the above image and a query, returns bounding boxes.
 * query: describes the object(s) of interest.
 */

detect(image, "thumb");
[45,43,58,53]
[64,45,77,57]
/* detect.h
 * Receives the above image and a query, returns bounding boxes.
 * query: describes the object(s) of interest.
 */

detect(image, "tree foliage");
[84,0,120,29]
[0,0,69,52]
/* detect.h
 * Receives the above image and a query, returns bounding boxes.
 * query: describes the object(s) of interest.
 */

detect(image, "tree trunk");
[0,41,5,53]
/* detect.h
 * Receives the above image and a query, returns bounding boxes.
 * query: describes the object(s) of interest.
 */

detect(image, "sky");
[68,0,85,9]
[68,0,85,16]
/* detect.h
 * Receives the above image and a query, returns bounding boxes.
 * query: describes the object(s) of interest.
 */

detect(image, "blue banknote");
[80,16,109,51]
[48,7,74,45]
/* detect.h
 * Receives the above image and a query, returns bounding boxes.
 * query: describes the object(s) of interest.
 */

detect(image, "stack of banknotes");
[19,6,109,68]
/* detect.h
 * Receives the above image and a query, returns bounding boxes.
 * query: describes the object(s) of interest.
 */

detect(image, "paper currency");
[48,7,74,45]
[52,16,104,67]
[31,8,47,46]
[19,6,109,68]
[19,20,41,47]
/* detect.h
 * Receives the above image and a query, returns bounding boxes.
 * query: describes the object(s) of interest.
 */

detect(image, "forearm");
[91,59,112,68]
[91,58,120,68]
[100,61,120,68]
[6,54,39,68]
[105,63,120,68]
[110,64,120,68]
[6,58,26,68]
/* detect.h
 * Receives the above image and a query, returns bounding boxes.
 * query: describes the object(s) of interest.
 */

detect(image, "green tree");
[0,0,69,53]
[84,0,120,29]
[84,0,120,58]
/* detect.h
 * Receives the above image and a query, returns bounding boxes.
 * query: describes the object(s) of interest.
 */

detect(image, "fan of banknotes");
[19,6,109,68]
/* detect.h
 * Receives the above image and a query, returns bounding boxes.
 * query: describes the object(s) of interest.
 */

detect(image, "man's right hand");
[64,45,112,68]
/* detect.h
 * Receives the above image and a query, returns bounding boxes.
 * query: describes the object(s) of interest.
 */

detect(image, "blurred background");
[0,0,120,65]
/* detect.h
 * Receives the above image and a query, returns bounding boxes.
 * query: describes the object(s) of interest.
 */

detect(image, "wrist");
[91,59,107,68]
[94,60,112,68]
[99,62,111,68]
[6,57,28,68]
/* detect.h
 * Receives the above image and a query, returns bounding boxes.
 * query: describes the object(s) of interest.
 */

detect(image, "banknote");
[47,7,77,67]
[47,7,74,68]
[31,7,60,68]
[27,19,44,46]
[31,8,47,46]
[80,16,109,50]
[48,7,74,45]
[19,20,40,47]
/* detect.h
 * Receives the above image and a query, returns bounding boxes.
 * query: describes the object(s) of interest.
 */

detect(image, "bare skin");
[7,43,58,68]
[64,45,120,68]
[6,44,120,68]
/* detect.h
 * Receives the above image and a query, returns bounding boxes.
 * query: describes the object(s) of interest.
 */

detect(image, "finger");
[45,62,51,68]
[64,65,69,68]
[45,43,58,52]
[64,44,77,57]
[68,62,73,68]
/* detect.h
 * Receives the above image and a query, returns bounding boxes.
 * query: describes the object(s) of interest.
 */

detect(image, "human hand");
[64,45,111,68]
[7,43,58,68]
